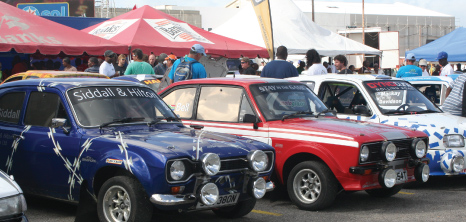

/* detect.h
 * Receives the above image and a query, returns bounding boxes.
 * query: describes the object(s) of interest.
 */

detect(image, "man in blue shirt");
[396,53,422,78]
[169,44,207,84]
[260,46,299,79]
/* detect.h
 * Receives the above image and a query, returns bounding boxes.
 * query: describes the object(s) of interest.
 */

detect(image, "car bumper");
[427,149,466,175]
[150,181,274,206]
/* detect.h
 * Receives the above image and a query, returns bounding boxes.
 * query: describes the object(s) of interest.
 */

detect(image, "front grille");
[220,158,248,172]
[361,138,427,164]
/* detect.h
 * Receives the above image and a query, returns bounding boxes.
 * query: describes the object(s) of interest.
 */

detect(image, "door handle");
[13,134,24,140]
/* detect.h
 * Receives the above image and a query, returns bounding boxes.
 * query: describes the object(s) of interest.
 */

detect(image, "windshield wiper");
[415,110,440,114]
[147,117,180,126]
[314,109,334,118]
[383,110,415,115]
[282,111,314,121]
[100,117,146,128]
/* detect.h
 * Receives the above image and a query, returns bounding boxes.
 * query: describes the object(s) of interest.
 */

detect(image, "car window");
[239,93,255,122]
[302,81,315,91]
[25,76,39,79]
[412,84,442,104]
[319,82,367,114]
[4,76,24,83]
[163,87,197,119]
[24,92,66,127]
[197,86,242,122]
[0,92,25,124]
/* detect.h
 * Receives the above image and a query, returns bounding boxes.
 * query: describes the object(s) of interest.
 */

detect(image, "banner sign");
[251,0,274,59]
[2,0,95,17]
[17,3,69,17]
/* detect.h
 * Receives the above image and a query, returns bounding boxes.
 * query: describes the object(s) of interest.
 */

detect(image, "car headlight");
[381,142,397,162]
[411,139,427,159]
[170,160,186,180]
[443,134,465,148]
[0,194,27,217]
[247,150,269,172]
[360,145,370,162]
[201,153,221,176]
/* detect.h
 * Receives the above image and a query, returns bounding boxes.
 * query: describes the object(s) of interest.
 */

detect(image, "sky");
[112,0,464,27]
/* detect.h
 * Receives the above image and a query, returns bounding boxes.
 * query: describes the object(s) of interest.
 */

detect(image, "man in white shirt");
[437,51,453,76]
[99,50,116,78]
[419,59,429,76]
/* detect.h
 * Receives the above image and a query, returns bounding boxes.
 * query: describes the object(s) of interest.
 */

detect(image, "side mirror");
[352,105,371,116]
[243,114,259,129]
[52,118,70,134]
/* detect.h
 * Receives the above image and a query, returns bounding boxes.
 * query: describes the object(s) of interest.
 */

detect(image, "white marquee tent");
[212,0,381,56]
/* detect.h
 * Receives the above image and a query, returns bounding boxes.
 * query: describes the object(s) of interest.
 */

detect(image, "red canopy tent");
[0,1,127,55]
[82,5,269,58]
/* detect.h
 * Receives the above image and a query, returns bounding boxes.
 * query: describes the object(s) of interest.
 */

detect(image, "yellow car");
[2,70,109,84]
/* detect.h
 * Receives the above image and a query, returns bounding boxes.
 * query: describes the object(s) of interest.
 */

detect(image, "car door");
[317,81,380,122]
[13,89,81,200]
[163,85,270,144]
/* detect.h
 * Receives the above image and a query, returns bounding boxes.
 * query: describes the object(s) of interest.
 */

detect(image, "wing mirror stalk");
[51,118,71,134]
[243,114,260,129]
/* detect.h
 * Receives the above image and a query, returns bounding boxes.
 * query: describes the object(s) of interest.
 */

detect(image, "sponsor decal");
[143,79,160,85]
[0,15,62,44]
[144,19,213,44]
[0,108,20,120]
[106,158,123,165]
[81,156,96,163]
[175,103,190,112]
[69,87,158,103]
[17,3,69,17]
[365,81,414,92]
[258,84,308,93]
[88,19,138,40]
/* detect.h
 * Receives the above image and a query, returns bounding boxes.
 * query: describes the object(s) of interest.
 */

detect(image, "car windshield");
[250,83,331,121]
[363,80,442,115]
[67,86,177,127]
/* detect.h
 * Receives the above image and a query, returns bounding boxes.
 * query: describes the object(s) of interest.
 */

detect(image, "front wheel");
[212,198,256,218]
[365,185,403,198]
[97,176,153,222]
[287,161,338,211]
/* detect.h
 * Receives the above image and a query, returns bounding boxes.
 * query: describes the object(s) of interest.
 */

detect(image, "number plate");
[196,193,239,209]
[395,169,408,184]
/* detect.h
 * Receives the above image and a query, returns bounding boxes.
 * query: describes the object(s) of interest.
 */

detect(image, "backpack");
[173,57,198,82]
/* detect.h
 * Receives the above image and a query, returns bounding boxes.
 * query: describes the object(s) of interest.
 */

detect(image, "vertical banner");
[251,0,274,59]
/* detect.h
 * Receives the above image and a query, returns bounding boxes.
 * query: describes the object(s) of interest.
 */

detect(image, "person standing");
[240,57,256,75]
[154,53,168,75]
[303,49,327,75]
[84,57,99,73]
[296,60,305,74]
[334,55,352,74]
[432,65,441,76]
[443,74,466,116]
[260,46,298,78]
[99,50,117,77]
[373,63,383,74]
[63,57,77,71]
[396,53,422,78]
[125,49,155,75]
[419,59,429,76]
[157,54,177,92]
[169,44,207,84]
[114,54,127,76]
[148,54,157,69]
[437,51,453,76]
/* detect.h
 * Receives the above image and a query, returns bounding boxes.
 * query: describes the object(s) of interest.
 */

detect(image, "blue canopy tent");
[406,27,466,62]
[42,16,108,30]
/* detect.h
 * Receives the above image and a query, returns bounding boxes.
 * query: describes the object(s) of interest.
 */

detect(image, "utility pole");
[362,0,365,45]
[312,0,315,22]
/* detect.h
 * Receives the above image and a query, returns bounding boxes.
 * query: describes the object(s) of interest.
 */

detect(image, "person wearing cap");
[100,50,117,77]
[125,48,155,75]
[240,57,255,75]
[437,51,453,76]
[418,59,429,76]
[157,55,178,92]
[396,53,422,78]
[168,44,207,84]
[154,53,168,75]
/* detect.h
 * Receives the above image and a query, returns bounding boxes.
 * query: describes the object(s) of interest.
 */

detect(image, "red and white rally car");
[159,78,430,210]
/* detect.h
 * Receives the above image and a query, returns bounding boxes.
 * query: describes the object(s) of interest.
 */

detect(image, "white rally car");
[289,74,466,176]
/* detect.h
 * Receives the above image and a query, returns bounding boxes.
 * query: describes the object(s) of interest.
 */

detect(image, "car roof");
[402,76,452,82]
[168,77,301,88]
[288,74,401,83]
[0,78,146,91]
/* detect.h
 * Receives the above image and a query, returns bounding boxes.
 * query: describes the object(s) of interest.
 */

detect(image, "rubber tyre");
[212,198,256,218]
[97,176,153,222]
[365,185,403,198]
[286,161,338,211]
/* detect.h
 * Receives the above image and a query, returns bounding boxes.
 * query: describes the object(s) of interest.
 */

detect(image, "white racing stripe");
[270,132,359,148]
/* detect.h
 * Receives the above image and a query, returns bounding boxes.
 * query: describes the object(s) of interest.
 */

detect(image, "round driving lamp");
[381,142,397,162]
[415,163,430,183]
[452,155,465,173]
[198,183,219,206]
[201,153,221,176]
[247,150,269,172]
[411,139,427,159]
[379,168,396,188]
[170,160,186,181]
[360,146,370,162]
[249,177,267,199]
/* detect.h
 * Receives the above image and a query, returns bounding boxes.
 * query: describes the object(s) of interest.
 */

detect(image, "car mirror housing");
[353,105,371,116]
[243,114,259,129]
[51,118,70,134]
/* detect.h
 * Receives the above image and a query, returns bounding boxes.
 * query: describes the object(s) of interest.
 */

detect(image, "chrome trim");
[166,158,195,184]
[265,181,275,192]
[150,194,196,206]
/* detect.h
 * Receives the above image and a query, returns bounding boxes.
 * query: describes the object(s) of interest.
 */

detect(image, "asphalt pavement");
[26,176,466,222]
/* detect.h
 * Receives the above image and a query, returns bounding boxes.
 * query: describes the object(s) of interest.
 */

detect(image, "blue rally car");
[0,78,275,221]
